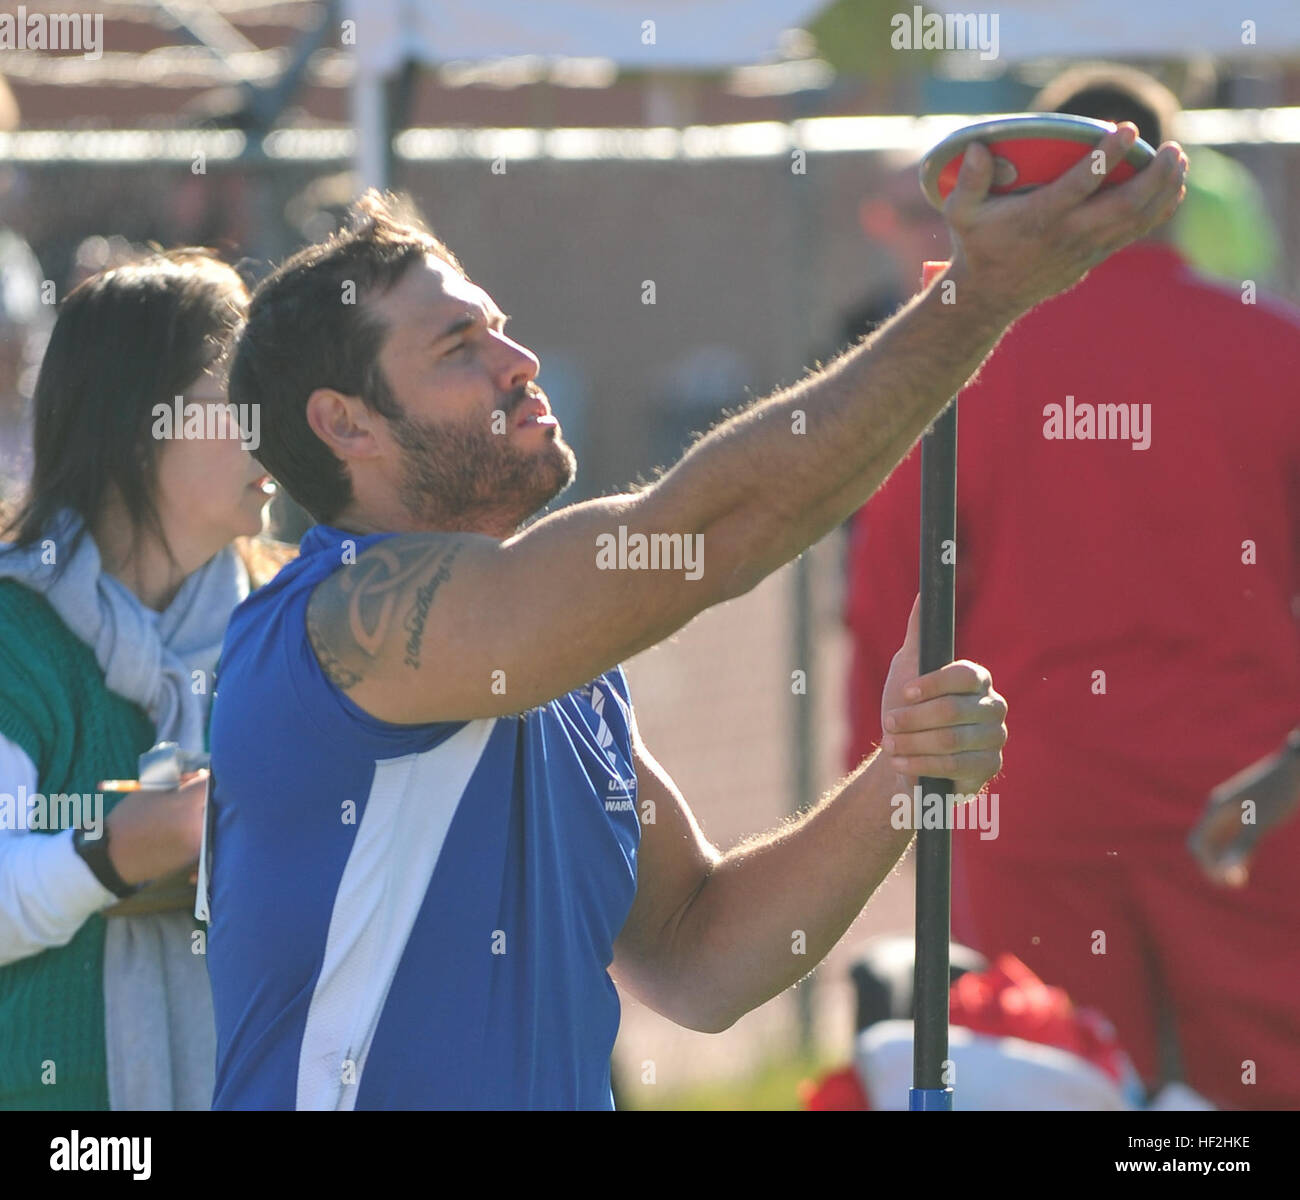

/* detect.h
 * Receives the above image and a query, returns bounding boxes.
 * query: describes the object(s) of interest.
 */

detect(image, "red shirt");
[844,242,1300,858]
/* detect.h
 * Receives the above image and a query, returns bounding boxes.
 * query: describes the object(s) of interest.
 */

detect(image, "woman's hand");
[104,769,208,887]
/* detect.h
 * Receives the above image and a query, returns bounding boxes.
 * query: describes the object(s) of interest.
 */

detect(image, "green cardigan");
[0,579,155,1109]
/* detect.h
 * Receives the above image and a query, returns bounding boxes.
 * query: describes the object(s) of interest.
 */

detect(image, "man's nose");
[498,336,540,391]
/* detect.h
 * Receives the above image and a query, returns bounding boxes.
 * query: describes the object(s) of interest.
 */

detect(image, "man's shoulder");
[1124,244,1300,335]
[220,544,327,676]
[1162,253,1300,325]
[1017,243,1300,353]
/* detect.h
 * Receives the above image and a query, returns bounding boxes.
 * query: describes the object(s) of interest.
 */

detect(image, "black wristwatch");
[72,826,140,900]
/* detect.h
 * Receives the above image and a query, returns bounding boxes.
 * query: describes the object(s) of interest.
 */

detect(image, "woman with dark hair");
[0,249,289,1110]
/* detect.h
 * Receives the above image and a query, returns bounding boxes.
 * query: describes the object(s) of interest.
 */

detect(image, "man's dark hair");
[2,249,246,564]
[230,189,466,524]
[1031,63,1181,150]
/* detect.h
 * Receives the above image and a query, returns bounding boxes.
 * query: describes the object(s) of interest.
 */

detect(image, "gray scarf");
[0,507,248,1110]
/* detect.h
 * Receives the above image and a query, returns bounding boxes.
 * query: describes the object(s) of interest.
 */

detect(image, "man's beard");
[387,393,576,534]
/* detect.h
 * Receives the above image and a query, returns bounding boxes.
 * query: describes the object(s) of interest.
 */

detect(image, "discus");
[919,113,1158,211]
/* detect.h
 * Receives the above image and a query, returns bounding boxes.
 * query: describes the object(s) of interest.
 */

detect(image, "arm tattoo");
[402,545,460,669]
[307,602,364,690]
[307,536,465,690]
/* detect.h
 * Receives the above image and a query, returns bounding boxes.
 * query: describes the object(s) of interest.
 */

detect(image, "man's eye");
[445,342,467,356]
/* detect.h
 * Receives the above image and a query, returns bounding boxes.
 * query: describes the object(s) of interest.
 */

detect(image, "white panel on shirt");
[0,732,117,966]
[295,717,497,1111]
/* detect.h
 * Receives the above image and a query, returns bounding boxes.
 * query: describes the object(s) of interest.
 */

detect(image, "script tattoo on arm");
[306,535,466,691]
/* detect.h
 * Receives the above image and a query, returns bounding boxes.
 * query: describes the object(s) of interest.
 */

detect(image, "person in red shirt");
[844,69,1300,1109]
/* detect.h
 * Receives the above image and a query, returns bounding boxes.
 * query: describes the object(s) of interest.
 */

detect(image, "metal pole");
[792,551,816,1056]
[786,88,822,1061]
[910,259,956,1111]
[352,65,389,192]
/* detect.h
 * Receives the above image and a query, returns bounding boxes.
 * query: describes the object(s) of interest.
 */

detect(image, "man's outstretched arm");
[611,597,1007,1033]
[309,126,1187,723]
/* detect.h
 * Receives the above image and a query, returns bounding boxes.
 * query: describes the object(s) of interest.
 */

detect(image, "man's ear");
[305,387,383,462]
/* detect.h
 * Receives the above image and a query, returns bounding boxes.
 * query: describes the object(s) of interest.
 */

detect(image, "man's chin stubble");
[516,436,577,529]
[397,424,577,535]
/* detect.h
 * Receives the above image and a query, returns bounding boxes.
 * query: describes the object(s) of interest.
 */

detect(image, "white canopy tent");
[343,0,832,185]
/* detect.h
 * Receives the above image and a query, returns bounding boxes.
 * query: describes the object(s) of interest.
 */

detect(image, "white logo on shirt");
[589,683,637,808]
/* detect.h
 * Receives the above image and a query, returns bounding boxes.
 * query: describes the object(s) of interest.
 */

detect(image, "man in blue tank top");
[207,132,1185,1107]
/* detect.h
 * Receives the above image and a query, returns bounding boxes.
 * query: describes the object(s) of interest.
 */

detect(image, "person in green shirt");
[0,249,290,1109]
[1033,62,1282,287]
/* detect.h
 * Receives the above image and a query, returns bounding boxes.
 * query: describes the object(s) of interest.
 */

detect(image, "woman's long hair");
[1,249,249,565]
